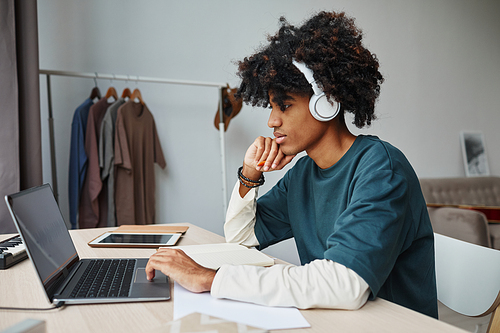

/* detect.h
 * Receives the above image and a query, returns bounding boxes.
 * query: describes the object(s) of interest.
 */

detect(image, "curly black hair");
[235,11,384,128]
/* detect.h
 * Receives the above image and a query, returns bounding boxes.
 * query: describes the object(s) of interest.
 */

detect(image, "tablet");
[88,232,182,248]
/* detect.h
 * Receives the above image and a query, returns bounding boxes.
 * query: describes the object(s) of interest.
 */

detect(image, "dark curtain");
[0,0,42,234]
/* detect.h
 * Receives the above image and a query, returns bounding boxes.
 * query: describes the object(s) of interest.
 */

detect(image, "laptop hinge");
[53,260,82,299]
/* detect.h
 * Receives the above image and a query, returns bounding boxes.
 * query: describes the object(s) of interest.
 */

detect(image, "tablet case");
[112,225,189,234]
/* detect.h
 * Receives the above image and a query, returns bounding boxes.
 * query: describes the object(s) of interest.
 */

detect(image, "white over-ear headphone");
[292,60,341,122]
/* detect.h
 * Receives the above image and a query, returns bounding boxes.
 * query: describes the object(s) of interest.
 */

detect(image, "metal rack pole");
[39,69,225,88]
[218,87,228,216]
[39,69,229,219]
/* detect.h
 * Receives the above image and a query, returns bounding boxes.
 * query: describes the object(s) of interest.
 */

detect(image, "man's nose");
[267,107,282,128]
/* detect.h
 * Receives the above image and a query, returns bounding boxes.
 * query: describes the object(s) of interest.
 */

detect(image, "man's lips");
[274,132,286,144]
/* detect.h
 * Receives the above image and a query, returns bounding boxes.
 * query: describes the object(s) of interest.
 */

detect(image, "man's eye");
[281,104,291,111]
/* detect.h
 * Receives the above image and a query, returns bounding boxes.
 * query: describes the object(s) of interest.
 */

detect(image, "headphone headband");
[292,59,341,122]
[291,60,322,96]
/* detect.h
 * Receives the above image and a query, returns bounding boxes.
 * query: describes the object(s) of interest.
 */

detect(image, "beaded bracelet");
[237,166,265,188]
[239,176,264,188]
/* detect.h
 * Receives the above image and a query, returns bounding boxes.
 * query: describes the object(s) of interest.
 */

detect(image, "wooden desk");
[1,224,466,332]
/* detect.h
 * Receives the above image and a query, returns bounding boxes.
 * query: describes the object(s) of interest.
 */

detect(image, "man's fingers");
[275,153,296,170]
[245,136,293,172]
[255,137,273,168]
[145,256,157,280]
[145,248,178,279]
[256,138,279,171]
[145,248,216,293]
[261,142,295,171]
[252,137,266,164]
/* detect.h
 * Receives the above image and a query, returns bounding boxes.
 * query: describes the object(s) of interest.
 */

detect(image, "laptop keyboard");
[70,259,136,298]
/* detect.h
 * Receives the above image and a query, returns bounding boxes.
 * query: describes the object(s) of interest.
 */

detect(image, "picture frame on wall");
[460,131,490,177]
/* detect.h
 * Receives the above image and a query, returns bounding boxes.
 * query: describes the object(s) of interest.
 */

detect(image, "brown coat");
[79,98,111,228]
[114,101,166,225]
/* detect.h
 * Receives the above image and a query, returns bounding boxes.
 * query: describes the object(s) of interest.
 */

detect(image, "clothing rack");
[39,69,229,218]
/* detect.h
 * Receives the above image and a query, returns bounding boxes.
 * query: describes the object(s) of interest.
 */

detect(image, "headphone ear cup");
[309,93,340,122]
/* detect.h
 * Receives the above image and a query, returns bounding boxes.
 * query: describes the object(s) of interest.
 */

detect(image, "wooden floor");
[438,302,492,333]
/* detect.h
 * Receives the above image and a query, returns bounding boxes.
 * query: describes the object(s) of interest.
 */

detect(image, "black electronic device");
[0,235,27,269]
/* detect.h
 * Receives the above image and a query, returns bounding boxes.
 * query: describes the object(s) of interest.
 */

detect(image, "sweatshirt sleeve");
[224,181,260,247]
[211,259,370,310]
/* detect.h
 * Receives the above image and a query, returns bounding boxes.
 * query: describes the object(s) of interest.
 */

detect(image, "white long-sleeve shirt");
[210,182,370,310]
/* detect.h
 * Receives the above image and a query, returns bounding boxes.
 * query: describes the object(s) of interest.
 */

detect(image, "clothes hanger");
[121,88,132,99]
[104,75,118,101]
[89,74,101,100]
[121,75,132,100]
[105,86,118,101]
[90,86,101,100]
[130,88,144,105]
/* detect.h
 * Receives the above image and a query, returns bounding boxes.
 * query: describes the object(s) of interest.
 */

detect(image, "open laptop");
[4,183,170,305]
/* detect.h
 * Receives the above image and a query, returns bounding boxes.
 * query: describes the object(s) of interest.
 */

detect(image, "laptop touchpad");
[130,268,170,299]
[134,268,167,283]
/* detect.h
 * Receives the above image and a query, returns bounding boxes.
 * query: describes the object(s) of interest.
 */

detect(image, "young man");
[146,11,438,318]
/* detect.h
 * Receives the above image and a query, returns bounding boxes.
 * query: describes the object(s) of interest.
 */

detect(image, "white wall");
[37,0,500,265]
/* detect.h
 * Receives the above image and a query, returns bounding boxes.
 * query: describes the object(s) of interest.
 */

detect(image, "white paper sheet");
[173,282,311,330]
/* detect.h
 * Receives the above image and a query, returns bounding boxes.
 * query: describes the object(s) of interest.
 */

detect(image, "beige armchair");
[419,177,500,250]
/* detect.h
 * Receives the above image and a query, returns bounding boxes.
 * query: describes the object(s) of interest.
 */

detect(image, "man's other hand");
[145,248,216,293]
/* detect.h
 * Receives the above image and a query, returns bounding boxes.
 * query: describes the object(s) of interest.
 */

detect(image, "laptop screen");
[5,184,78,294]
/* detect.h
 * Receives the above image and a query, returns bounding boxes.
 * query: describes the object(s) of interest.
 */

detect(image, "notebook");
[169,243,275,270]
[4,183,170,305]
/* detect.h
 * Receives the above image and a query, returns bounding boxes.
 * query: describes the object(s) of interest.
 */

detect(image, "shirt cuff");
[224,181,259,246]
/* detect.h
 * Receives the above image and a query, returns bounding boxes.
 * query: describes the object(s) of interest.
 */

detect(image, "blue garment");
[254,135,438,318]
[68,98,93,229]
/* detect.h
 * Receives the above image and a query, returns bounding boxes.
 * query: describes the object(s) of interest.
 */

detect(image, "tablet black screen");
[99,234,173,244]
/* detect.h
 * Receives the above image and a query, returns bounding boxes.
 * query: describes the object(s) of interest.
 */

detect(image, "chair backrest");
[434,233,500,332]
